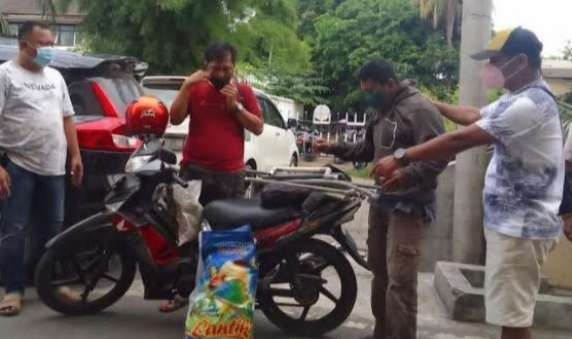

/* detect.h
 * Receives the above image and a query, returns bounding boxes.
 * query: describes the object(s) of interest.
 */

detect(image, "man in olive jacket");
[315,60,447,339]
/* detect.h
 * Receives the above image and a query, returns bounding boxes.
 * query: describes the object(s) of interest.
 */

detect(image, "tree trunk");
[445,0,458,47]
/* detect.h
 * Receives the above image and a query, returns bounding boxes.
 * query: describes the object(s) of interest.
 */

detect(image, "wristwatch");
[234,102,245,114]
[393,148,410,167]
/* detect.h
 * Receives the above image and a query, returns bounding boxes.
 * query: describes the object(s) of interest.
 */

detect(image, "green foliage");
[312,0,459,111]
[57,0,311,76]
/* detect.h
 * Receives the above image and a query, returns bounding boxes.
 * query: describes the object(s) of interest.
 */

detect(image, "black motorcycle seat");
[203,198,300,231]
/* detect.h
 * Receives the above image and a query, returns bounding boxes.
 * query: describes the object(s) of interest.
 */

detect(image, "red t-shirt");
[181,81,262,172]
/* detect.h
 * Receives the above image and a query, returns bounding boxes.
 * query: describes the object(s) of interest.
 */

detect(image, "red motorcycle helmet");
[125,96,169,137]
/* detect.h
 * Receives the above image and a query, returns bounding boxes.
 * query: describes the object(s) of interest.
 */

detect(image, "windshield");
[143,88,178,107]
[92,76,144,117]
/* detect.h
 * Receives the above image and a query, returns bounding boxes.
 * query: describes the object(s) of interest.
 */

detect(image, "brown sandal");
[158,295,188,313]
[0,293,23,316]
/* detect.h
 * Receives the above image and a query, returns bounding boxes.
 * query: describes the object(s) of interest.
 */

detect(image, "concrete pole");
[451,0,493,264]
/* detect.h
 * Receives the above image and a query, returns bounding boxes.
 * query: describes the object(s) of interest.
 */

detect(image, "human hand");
[379,169,408,192]
[220,84,239,112]
[70,155,84,187]
[313,139,334,154]
[0,166,11,200]
[370,156,401,182]
[184,70,211,88]
[563,215,572,242]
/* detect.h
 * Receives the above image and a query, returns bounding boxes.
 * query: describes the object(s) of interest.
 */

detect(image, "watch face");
[394,148,406,159]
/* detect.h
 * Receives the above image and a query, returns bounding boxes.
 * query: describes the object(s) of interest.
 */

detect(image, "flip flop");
[158,295,189,313]
[0,293,23,316]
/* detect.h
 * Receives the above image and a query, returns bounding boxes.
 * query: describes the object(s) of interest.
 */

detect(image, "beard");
[211,77,231,90]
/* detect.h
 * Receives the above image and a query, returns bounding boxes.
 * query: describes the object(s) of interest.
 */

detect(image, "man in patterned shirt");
[373,27,562,339]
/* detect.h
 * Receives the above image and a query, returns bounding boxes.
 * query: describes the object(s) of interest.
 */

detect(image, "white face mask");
[479,55,527,90]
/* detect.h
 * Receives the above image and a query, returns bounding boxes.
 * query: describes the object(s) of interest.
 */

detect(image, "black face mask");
[211,77,230,90]
[363,91,386,109]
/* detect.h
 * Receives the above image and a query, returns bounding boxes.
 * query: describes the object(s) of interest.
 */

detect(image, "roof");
[542,59,572,79]
[0,44,143,70]
[0,0,84,16]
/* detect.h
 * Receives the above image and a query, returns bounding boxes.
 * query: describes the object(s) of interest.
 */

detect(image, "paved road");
[1,157,570,338]
[2,271,570,339]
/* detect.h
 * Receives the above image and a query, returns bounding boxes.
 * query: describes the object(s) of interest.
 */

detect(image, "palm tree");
[0,14,9,36]
[412,0,461,47]
[37,0,59,22]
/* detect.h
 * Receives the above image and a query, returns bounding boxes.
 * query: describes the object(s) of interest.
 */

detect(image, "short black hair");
[357,60,398,84]
[204,42,237,64]
[18,21,50,41]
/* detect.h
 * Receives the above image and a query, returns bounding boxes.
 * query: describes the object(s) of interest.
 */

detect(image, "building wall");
[545,78,572,97]
[427,162,572,290]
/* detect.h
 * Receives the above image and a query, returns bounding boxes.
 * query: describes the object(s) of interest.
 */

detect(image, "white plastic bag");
[172,180,203,245]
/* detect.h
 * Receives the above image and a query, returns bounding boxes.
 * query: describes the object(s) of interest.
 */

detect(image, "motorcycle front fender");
[46,212,114,252]
[330,226,370,270]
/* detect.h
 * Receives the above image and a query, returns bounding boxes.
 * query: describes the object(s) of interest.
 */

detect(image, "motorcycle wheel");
[259,238,357,337]
[35,228,136,315]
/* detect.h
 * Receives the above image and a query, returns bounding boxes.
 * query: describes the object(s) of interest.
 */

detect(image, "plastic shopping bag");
[172,180,203,245]
[185,225,258,339]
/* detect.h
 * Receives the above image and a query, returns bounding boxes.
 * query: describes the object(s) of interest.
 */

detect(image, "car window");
[259,97,285,129]
[91,75,144,117]
[68,80,105,117]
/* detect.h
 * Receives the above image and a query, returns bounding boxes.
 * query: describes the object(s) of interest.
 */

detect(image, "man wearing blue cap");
[373,27,563,339]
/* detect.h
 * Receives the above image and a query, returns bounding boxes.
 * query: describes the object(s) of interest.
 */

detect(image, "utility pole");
[452,0,493,264]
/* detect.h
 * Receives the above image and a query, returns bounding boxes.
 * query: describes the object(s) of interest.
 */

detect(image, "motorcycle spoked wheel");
[35,228,136,315]
[259,238,357,337]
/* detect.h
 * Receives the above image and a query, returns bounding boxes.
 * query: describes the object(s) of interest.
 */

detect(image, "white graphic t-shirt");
[0,60,75,176]
[477,79,564,240]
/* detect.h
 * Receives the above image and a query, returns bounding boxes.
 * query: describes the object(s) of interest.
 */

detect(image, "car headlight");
[125,155,153,173]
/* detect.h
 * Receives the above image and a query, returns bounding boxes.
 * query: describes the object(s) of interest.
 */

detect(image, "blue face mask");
[34,47,54,67]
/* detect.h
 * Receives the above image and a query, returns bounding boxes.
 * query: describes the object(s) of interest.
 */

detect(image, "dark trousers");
[368,206,425,339]
[180,164,245,206]
[0,160,65,294]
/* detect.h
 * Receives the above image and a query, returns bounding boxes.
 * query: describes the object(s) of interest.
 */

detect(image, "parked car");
[0,45,146,227]
[141,76,300,171]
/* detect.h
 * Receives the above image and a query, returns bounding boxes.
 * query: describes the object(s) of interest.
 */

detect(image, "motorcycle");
[34,136,379,337]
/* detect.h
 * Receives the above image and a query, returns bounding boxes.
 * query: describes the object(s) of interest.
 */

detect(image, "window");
[260,98,285,129]
[55,25,77,46]
[68,81,105,117]
[7,24,19,37]
[92,76,144,117]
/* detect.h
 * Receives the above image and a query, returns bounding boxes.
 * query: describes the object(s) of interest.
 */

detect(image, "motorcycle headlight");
[125,155,153,173]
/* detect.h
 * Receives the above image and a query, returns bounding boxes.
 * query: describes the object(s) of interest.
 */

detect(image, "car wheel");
[290,154,298,167]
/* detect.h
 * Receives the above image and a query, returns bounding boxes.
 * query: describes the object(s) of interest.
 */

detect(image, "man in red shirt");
[170,42,263,206]
[164,42,263,312]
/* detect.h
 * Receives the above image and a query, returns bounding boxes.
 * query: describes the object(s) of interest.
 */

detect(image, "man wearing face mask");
[315,60,447,339]
[166,42,263,312]
[373,28,562,339]
[0,21,83,316]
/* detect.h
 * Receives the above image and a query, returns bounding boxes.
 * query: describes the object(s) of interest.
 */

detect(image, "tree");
[411,0,461,47]
[312,0,459,111]
[564,41,572,61]
[55,0,311,75]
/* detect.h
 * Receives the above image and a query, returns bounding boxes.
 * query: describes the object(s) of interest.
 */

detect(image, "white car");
[141,76,299,171]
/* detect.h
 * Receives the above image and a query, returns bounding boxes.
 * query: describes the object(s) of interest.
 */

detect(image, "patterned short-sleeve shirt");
[476,79,564,239]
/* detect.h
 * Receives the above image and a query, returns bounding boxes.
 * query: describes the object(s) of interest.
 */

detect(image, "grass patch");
[348,164,373,179]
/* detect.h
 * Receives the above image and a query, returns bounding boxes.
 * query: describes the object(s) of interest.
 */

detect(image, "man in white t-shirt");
[560,132,572,241]
[373,27,562,339]
[0,22,83,316]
